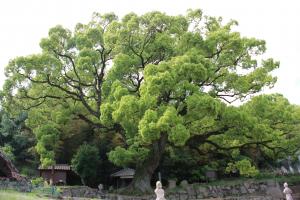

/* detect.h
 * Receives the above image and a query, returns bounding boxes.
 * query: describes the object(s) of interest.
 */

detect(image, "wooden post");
[51,165,55,185]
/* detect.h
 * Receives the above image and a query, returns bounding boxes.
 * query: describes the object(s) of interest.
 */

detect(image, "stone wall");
[59,180,297,200]
[164,180,285,200]
[0,179,297,200]
[105,180,299,200]
[0,178,31,192]
[102,195,273,200]
[60,186,105,199]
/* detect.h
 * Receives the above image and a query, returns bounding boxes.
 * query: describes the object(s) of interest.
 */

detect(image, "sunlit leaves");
[1,9,287,173]
[226,159,259,177]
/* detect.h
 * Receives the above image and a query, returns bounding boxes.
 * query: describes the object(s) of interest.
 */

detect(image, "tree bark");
[129,133,168,194]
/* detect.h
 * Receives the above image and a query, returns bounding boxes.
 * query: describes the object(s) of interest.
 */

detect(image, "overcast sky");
[0,0,299,104]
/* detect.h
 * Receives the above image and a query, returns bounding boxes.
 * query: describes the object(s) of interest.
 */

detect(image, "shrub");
[31,177,44,187]
[226,159,259,177]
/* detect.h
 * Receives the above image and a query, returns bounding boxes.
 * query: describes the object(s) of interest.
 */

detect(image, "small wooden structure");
[111,168,135,188]
[38,164,71,185]
[0,151,23,180]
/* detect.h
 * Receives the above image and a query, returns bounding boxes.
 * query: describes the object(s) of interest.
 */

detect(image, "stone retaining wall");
[60,186,104,198]
[0,178,31,192]
[1,179,297,200]
[59,180,297,200]
[101,195,274,200]
[165,179,284,199]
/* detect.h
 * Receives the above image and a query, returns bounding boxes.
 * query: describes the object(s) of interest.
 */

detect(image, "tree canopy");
[1,9,299,192]
[0,110,36,175]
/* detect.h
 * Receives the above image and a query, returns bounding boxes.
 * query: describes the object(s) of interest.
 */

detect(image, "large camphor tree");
[1,9,299,192]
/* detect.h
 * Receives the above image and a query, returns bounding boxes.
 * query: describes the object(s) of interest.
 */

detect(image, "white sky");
[0,0,299,104]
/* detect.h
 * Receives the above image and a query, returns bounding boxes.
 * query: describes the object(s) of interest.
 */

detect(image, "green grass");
[0,190,101,200]
[0,190,52,200]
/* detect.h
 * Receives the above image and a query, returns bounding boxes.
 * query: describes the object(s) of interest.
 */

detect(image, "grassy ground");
[0,190,51,200]
[0,190,100,200]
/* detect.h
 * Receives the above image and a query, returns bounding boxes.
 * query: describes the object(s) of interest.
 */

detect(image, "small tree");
[71,144,99,186]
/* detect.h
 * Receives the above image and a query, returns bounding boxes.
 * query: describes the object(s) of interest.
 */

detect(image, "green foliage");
[71,144,99,185]
[226,159,259,177]
[0,110,36,169]
[1,9,297,190]
[102,10,280,173]
[31,177,44,187]
[35,123,60,167]
[0,144,15,162]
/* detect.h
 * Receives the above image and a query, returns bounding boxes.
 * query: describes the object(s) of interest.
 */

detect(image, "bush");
[0,144,15,162]
[226,159,259,177]
[31,177,44,187]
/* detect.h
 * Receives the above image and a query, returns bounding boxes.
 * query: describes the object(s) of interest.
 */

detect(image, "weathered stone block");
[240,186,248,194]
[266,186,284,199]
[180,180,188,188]
[168,179,177,190]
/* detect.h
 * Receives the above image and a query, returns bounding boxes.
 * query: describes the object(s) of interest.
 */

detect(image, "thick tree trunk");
[129,133,168,194]
[131,166,154,193]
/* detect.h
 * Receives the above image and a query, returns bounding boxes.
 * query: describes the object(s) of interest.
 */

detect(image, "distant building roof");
[111,168,135,179]
[38,164,71,171]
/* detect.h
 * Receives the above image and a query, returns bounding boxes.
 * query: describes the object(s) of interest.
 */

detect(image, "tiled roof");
[111,168,135,178]
[38,164,71,171]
